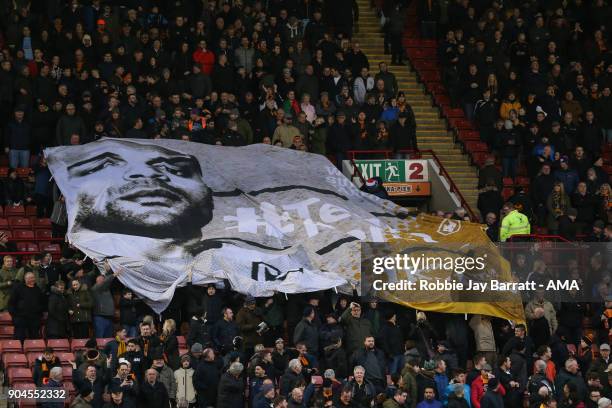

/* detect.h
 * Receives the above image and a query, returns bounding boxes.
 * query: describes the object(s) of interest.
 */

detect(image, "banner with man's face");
[45,139,523,321]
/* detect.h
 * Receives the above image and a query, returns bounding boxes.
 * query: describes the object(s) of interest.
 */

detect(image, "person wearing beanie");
[174,354,196,408]
[254,382,276,408]
[236,296,263,356]
[217,362,245,408]
[293,305,320,355]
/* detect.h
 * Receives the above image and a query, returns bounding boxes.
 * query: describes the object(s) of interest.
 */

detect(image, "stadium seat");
[46,339,70,353]
[179,347,189,356]
[56,352,75,367]
[23,339,46,354]
[3,352,28,368]
[39,242,61,254]
[16,168,32,179]
[426,83,446,96]
[0,339,23,355]
[25,206,37,217]
[32,218,52,229]
[0,311,12,325]
[0,218,9,229]
[8,216,31,229]
[11,382,36,407]
[35,229,52,239]
[419,70,441,83]
[442,107,464,119]
[0,325,15,338]
[448,118,475,131]
[97,338,113,350]
[516,177,530,186]
[5,206,25,217]
[70,339,89,352]
[0,167,8,178]
[13,229,35,240]
[503,177,514,186]
[26,352,39,368]
[8,367,33,385]
[464,142,489,154]
[502,188,514,201]
[61,366,73,380]
[15,242,39,253]
[457,130,480,142]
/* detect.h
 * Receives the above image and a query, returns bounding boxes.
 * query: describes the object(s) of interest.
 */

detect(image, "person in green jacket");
[0,255,19,311]
[401,350,420,408]
[340,301,372,357]
[67,279,94,338]
[500,202,531,241]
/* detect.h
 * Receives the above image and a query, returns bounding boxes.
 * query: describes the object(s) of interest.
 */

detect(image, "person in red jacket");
[193,40,215,75]
[470,364,506,408]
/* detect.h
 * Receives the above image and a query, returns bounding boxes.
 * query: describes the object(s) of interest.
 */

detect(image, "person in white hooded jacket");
[174,355,197,408]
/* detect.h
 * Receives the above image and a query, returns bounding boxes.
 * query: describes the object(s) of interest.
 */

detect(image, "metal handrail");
[346,149,477,221]
[506,234,572,243]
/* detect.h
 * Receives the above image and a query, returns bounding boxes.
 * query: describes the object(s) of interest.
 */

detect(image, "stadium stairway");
[353,0,480,215]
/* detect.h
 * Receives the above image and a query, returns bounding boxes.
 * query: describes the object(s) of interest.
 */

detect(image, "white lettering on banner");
[282,198,333,237]
[319,203,351,224]
[260,202,294,237]
[223,200,397,241]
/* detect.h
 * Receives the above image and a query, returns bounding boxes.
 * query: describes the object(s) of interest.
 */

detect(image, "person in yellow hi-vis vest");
[500,202,531,242]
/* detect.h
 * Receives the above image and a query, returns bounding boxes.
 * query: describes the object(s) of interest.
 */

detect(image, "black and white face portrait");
[64,139,213,240]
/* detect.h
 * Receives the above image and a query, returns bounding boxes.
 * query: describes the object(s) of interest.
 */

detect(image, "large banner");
[45,139,523,321]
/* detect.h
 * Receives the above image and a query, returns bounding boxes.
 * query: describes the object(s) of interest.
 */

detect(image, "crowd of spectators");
[419,0,612,239]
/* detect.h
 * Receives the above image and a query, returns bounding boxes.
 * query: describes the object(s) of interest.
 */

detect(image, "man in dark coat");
[351,336,386,393]
[8,271,46,342]
[293,306,320,356]
[213,307,240,354]
[389,111,417,152]
[139,369,170,408]
[479,378,505,408]
[217,362,245,408]
[46,280,70,339]
[193,348,220,408]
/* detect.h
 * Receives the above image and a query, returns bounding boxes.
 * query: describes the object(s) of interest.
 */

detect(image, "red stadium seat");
[32,218,52,229]
[419,70,441,83]
[25,206,37,217]
[26,352,39,368]
[0,339,23,355]
[0,311,12,326]
[65,381,76,398]
[442,107,464,118]
[70,339,89,352]
[179,347,189,356]
[503,177,514,186]
[15,242,39,253]
[23,339,46,354]
[61,365,72,380]
[56,352,75,367]
[11,382,36,407]
[448,118,475,131]
[8,367,33,385]
[16,168,32,179]
[516,176,530,186]
[502,188,514,201]
[464,142,489,154]
[39,242,61,254]
[5,206,25,217]
[46,339,70,353]
[3,352,28,368]
[427,83,446,96]
[13,229,35,240]
[0,325,15,338]
[0,167,8,178]
[433,94,450,107]
[9,216,31,229]
[457,130,480,142]
[97,338,113,350]
[35,229,52,239]
[0,218,9,229]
